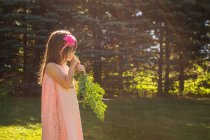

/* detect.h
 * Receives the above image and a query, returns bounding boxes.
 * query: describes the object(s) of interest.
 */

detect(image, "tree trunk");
[93,28,102,84]
[23,32,29,95]
[22,6,30,95]
[164,24,170,95]
[179,51,184,93]
[93,57,102,84]
[158,26,163,96]
[116,47,123,94]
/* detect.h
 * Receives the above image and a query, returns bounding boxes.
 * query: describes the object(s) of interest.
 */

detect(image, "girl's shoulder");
[45,62,60,77]
[47,62,68,69]
[46,62,64,69]
[45,62,56,78]
[45,62,69,77]
[46,62,57,71]
[46,62,58,67]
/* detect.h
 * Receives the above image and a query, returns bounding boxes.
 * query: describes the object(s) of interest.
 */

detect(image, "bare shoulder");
[46,62,57,71]
[45,62,59,76]
[45,62,71,89]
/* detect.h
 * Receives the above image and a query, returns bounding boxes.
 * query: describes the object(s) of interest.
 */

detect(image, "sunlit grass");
[0,96,210,140]
[0,124,41,140]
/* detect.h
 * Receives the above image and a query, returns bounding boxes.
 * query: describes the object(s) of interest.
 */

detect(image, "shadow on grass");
[1,96,210,140]
[0,96,41,126]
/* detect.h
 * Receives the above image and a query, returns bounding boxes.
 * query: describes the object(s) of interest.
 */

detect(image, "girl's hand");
[70,55,80,69]
[76,64,86,72]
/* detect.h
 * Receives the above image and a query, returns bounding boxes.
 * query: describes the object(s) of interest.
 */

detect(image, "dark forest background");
[0,0,209,97]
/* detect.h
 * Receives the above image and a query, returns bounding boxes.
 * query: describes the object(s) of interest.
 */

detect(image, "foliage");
[170,64,210,96]
[184,64,210,95]
[0,0,209,97]
[74,72,107,122]
[123,70,157,97]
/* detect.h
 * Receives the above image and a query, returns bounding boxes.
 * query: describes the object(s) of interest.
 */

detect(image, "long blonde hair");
[37,30,77,85]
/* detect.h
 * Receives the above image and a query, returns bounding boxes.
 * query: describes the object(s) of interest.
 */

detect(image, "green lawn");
[0,96,210,140]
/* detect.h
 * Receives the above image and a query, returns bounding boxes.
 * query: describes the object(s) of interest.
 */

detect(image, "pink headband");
[60,34,77,55]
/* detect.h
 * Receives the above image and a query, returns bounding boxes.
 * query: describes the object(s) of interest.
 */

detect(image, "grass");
[0,96,210,140]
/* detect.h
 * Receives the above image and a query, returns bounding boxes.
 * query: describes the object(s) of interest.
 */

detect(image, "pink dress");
[41,63,84,140]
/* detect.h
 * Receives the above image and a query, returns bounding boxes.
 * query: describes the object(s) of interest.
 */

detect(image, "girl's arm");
[46,62,78,89]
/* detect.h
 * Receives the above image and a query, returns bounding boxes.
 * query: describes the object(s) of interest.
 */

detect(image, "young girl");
[38,30,85,140]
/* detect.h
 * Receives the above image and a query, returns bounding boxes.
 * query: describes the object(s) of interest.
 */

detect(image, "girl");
[38,30,85,140]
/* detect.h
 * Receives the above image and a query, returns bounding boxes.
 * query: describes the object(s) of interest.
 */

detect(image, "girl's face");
[66,50,75,61]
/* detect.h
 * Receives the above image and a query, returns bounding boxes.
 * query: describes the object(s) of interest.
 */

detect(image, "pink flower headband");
[60,34,77,55]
